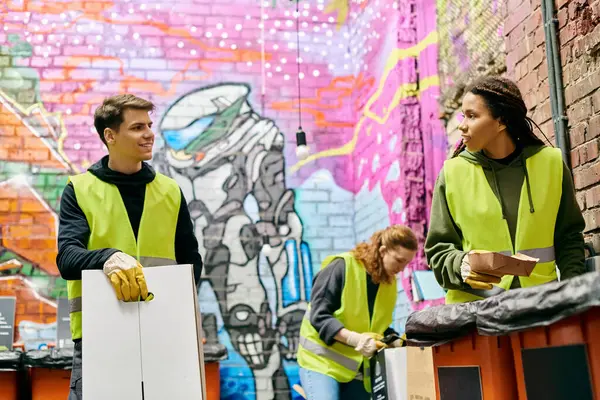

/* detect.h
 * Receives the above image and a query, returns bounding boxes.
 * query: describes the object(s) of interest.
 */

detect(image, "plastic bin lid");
[477,271,600,335]
[203,343,228,363]
[0,350,23,371]
[405,301,480,346]
[23,348,74,370]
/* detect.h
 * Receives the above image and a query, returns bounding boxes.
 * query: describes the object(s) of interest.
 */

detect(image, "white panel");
[82,270,142,400]
[139,264,204,400]
[385,348,408,400]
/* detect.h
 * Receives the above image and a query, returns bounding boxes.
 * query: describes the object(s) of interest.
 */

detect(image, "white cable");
[260,0,266,111]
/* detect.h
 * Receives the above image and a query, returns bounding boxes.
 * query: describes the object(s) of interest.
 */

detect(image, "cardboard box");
[406,347,436,400]
[469,251,538,277]
[370,347,435,400]
[82,264,206,400]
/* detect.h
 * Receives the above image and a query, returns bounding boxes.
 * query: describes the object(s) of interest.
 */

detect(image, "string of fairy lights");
[4,0,394,159]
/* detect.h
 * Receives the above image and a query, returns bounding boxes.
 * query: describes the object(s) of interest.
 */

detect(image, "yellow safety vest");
[443,147,563,304]
[67,171,181,340]
[297,252,397,393]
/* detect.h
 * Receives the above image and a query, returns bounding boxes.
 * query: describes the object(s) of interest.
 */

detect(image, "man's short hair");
[93,94,155,145]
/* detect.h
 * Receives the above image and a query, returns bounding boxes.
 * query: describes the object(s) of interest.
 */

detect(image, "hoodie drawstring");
[489,164,507,219]
[468,149,535,218]
[521,153,535,213]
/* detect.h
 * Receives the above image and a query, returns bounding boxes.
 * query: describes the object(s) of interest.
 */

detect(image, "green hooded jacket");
[425,144,586,291]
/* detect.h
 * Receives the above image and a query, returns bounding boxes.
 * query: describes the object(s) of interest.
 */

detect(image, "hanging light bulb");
[294,0,310,161]
[296,127,310,160]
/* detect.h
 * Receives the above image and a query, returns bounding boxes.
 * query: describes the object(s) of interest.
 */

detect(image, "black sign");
[522,344,593,400]
[437,366,483,400]
[56,298,73,348]
[371,350,389,400]
[0,297,16,351]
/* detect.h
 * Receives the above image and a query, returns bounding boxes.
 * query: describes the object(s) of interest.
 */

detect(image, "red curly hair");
[351,225,418,284]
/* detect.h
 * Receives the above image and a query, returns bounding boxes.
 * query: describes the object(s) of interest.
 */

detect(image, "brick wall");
[0,0,450,397]
[347,0,446,317]
[505,0,600,249]
[0,1,357,398]
[436,0,507,157]
[437,0,507,118]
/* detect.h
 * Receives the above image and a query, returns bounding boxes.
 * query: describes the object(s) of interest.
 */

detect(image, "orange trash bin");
[203,342,228,400]
[432,330,518,400]
[0,350,22,400]
[205,361,220,400]
[24,347,73,400]
[0,371,18,400]
[510,307,600,399]
[29,368,71,400]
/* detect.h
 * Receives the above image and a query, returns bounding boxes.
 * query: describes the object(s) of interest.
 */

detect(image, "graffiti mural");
[153,83,312,398]
[277,0,447,311]
[1,0,450,398]
[0,85,73,350]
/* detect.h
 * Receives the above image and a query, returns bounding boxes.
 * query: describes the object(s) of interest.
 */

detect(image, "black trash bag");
[23,347,74,370]
[404,301,480,346]
[0,351,23,371]
[203,343,228,363]
[476,271,600,336]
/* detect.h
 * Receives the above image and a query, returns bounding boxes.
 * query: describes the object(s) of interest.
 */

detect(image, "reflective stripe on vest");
[299,336,360,371]
[67,171,180,339]
[297,252,397,393]
[443,147,563,304]
[69,297,82,314]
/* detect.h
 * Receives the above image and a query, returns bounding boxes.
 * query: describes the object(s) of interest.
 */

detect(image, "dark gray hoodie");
[425,144,586,291]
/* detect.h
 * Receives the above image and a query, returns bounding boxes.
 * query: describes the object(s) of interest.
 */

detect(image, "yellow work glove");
[364,332,387,350]
[346,331,379,358]
[460,253,502,290]
[103,252,153,302]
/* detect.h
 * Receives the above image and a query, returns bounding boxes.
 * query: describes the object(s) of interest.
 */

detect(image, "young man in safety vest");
[56,94,203,400]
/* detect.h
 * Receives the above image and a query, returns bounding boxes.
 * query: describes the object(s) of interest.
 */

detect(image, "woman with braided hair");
[425,75,586,304]
[297,225,418,399]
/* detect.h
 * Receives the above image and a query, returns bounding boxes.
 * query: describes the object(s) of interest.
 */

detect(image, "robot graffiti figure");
[154,83,313,399]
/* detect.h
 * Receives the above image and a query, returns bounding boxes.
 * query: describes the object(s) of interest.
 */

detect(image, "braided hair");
[452,76,550,158]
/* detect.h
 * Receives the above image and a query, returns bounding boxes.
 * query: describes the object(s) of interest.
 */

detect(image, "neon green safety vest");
[297,252,397,393]
[67,171,181,340]
[443,147,563,304]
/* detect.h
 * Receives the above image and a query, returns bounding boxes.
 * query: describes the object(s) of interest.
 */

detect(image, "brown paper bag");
[469,250,538,277]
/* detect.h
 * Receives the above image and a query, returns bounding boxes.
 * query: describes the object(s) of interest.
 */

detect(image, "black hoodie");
[56,156,203,284]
